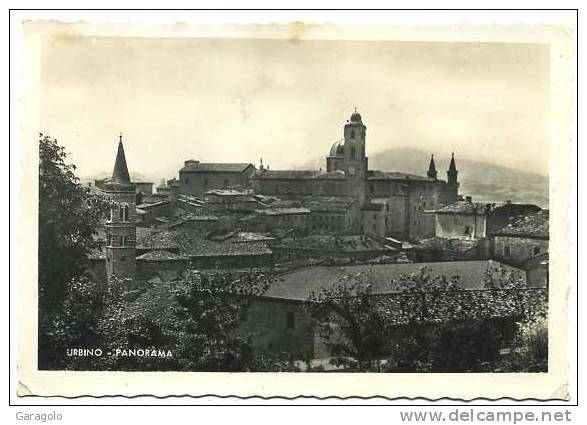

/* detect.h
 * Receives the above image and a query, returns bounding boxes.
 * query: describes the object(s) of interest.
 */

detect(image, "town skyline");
[40,36,549,179]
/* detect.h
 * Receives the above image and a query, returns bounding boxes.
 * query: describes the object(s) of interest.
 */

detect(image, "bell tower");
[442,152,459,204]
[104,134,136,281]
[343,109,368,203]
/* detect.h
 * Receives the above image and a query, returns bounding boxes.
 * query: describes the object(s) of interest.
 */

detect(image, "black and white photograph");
[12,12,576,400]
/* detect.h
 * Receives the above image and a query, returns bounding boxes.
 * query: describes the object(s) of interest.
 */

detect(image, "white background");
[5,4,581,424]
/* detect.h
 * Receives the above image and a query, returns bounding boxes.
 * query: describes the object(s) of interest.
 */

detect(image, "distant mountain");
[79,171,165,185]
[300,147,549,208]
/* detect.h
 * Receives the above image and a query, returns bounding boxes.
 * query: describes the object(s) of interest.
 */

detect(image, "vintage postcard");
[14,14,576,400]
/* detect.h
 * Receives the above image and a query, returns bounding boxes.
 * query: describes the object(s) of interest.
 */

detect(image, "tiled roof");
[435,201,492,215]
[136,250,188,261]
[137,200,169,209]
[185,239,272,257]
[301,196,357,213]
[435,201,541,217]
[494,210,549,239]
[136,229,179,250]
[263,260,525,301]
[256,207,311,216]
[180,162,254,173]
[205,189,254,197]
[415,237,483,251]
[143,229,273,257]
[367,170,437,182]
[229,232,277,243]
[252,169,345,180]
[275,235,390,253]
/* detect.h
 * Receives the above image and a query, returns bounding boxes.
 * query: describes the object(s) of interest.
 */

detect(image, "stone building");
[179,161,255,196]
[103,135,137,280]
[251,111,460,241]
[431,200,541,240]
[239,260,536,360]
[492,210,549,267]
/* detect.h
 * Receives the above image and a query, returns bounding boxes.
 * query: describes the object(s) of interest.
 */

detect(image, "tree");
[38,134,108,369]
[495,300,548,372]
[38,134,106,313]
[305,266,546,372]
[44,268,277,371]
[305,269,390,371]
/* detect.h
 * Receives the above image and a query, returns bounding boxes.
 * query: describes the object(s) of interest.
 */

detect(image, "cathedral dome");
[329,139,345,156]
[350,111,362,123]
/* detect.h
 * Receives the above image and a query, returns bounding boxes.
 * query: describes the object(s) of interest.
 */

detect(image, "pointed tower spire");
[111,133,131,183]
[447,152,458,186]
[448,152,457,172]
[427,154,438,180]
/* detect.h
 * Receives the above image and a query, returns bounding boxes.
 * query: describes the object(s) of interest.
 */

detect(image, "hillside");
[300,147,549,208]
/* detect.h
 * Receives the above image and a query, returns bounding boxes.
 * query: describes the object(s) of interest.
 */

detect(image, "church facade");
[250,111,460,240]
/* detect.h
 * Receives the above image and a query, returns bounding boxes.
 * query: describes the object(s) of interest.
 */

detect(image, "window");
[224,178,229,186]
[351,146,356,159]
[533,246,541,256]
[370,184,374,194]
[350,129,355,139]
[120,236,126,247]
[184,178,189,184]
[204,178,208,187]
[464,226,471,236]
[285,312,295,330]
[120,204,129,222]
[503,244,511,259]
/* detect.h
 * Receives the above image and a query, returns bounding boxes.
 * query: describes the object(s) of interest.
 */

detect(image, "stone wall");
[493,236,549,267]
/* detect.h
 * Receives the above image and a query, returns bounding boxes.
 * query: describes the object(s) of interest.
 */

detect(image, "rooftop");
[367,170,438,182]
[434,201,541,216]
[180,162,254,173]
[275,234,392,253]
[255,207,311,216]
[494,210,549,239]
[205,189,254,197]
[136,250,188,261]
[300,196,357,213]
[140,228,272,257]
[263,260,525,301]
[252,169,345,180]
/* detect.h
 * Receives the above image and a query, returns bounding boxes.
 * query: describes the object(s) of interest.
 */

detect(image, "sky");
[38,35,550,180]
